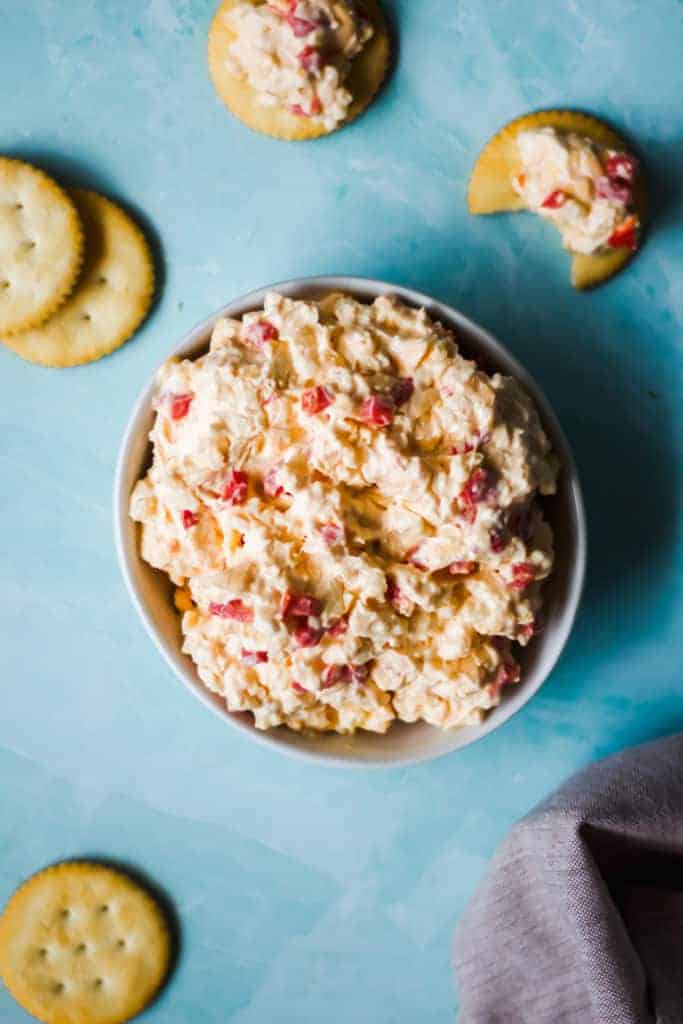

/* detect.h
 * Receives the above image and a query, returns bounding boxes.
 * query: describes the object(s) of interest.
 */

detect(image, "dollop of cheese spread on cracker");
[224,0,373,131]
[513,127,640,255]
[130,292,558,735]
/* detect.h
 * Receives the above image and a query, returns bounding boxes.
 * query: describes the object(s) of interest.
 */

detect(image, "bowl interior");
[115,277,585,766]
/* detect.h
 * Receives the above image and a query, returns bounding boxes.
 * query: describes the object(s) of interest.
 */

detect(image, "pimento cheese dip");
[130,292,558,735]
[513,128,640,255]
[223,0,373,130]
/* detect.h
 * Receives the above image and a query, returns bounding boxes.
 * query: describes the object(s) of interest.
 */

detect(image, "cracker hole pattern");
[53,982,65,995]
[93,977,104,990]
[74,942,87,955]
[116,939,126,950]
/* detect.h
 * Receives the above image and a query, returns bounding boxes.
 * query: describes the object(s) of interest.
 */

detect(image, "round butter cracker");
[467,110,647,289]
[3,190,155,367]
[0,158,84,334]
[0,861,171,1024]
[208,0,390,140]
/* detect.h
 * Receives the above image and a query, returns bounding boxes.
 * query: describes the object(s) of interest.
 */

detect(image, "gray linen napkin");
[453,734,683,1024]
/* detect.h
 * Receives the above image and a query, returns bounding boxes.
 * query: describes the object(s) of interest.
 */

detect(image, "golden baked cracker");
[467,110,646,289]
[570,245,634,291]
[0,158,83,334]
[0,861,171,1024]
[207,0,390,140]
[3,190,154,367]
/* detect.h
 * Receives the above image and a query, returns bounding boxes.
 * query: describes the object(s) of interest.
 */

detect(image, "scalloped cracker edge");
[467,110,647,289]
[207,0,390,140]
[3,190,154,367]
[0,157,84,334]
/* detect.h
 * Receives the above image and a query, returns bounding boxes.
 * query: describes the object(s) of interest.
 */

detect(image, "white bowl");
[114,276,586,767]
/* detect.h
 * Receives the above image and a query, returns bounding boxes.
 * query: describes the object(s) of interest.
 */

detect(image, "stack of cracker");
[0,158,154,367]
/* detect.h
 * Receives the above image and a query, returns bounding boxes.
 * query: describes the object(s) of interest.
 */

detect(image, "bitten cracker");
[0,861,171,1024]
[0,158,83,334]
[3,190,154,367]
[467,110,646,289]
[207,0,390,140]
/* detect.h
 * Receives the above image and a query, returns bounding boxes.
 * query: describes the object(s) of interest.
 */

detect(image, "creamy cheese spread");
[224,0,373,131]
[130,292,558,735]
[512,127,640,255]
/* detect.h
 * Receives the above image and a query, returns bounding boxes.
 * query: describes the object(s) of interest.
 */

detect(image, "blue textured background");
[2,1,682,1020]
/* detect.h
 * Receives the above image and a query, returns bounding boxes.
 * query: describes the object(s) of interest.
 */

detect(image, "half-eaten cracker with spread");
[468,110,646,289]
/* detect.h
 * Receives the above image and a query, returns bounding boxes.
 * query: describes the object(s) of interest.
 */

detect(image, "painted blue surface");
[1,1,682,1019]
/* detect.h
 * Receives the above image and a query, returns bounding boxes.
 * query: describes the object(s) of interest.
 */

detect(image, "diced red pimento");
[182,509,199,529]
[321,662,370,688]
[360,395,394,427]
[391,377,414,407]
[487,655,521,701]
[289,15,318,36]
[299,45,323,72]
[263,467,284,499]
[222,470,249,505]
[607,215,638,251]
[169,393,194,421]
[386,576,412,615]
[293,621,324,648]
[291,95,322,116]
[209,600,254,623]
[327,615,349,637]
[500,658,521,685]
[321,664,351,688]
[517,621,536,644]
[302,385,334,414]
[541,190,567,209]
[407,546,427,570]
[448,560,476,575]
[269,0,297,13]
[245,320,278,347]
[605,153,638,185]
[451,441,475,456]
[508,562,536,591]
[270,0,322,35]
[463,467,496,502]
[492,658,521,693]
[282,591,323,619]
[242,649,268,665]
[291,680,307,695]
[459,467,496,523]
[596,176,632,205]
[489,527,508,553]
[351,662,371,683]
[319,521,344,546]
